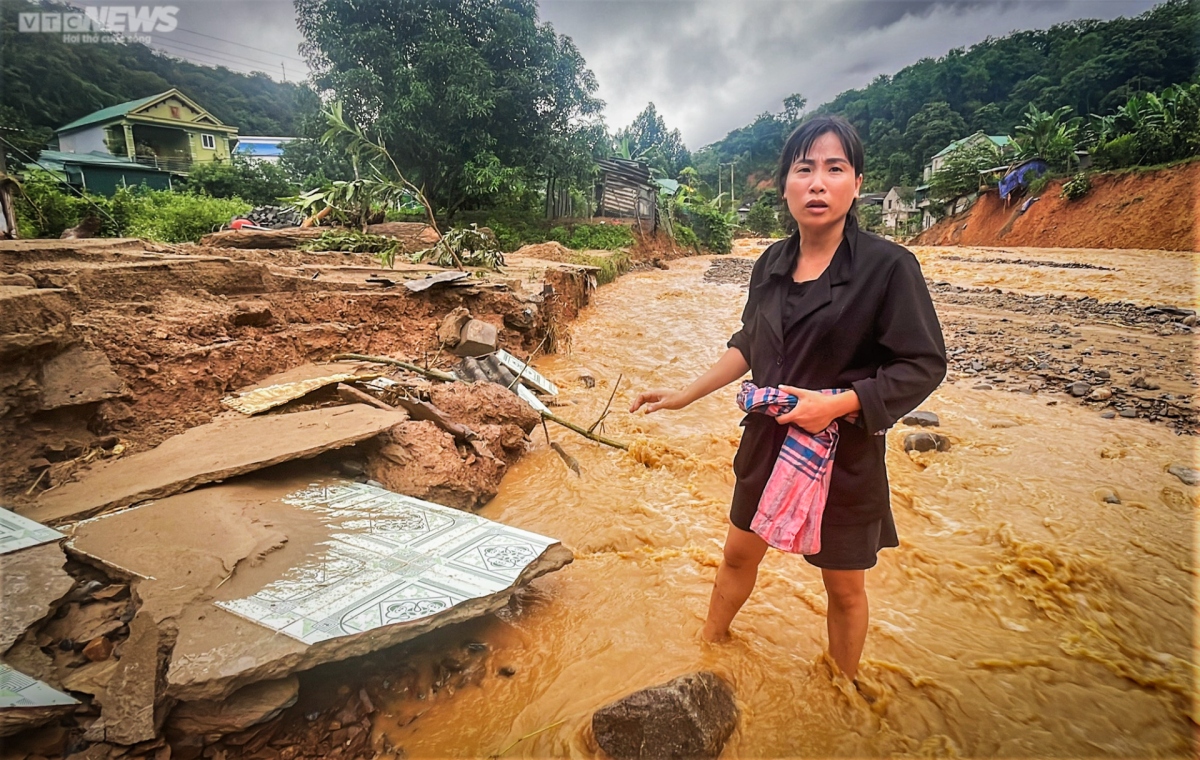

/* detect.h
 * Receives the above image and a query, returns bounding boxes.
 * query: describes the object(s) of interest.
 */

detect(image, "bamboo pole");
[332,353,457,382]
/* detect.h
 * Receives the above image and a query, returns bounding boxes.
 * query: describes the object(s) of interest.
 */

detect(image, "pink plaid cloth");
[736,381,858,555]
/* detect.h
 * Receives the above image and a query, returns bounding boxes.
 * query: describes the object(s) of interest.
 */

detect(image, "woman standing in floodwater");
[630,116,946,682]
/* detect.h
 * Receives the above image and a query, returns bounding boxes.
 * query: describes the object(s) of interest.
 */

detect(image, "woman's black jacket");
[727,217,948,524]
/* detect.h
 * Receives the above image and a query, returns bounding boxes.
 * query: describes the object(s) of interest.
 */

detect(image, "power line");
[151,35,302,71]
[148,45,267,77]
[173,27,307,64]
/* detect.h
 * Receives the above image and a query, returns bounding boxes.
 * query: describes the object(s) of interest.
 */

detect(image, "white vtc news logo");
[19,6,179,33]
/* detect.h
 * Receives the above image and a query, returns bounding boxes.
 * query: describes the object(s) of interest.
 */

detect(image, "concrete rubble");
[0,234,605,757]
[23,404,408,526]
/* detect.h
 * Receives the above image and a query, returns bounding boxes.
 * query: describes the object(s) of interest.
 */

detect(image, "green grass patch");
[568,249,632,285]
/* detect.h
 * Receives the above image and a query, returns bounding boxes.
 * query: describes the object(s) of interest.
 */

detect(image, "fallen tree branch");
[336,383,395,412]
[333,353,457,382]
[588,373,622,434]
[541,409,628,450]
[550,442,582,476]
[391,395,478,444]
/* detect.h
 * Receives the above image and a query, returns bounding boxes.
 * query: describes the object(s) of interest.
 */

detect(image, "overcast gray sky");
[129,0,1157,148]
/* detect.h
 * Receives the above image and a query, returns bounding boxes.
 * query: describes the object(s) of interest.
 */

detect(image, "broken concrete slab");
[454,319,498,356]
[405,270,470,293]
[39,345,126,410]
[493,348,559,396]
[97,610,161,745]
[23,404,408,526]
[0,541,75,653]
[222,372,380,415]
[66,469,571,703]
[0,662,78,737]
[166,676,298,736]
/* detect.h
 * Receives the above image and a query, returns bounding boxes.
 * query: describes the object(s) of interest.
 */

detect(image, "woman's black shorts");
[729,506,899,571]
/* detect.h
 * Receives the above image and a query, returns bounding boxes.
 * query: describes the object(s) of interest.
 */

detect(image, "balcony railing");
[132,154,193,173]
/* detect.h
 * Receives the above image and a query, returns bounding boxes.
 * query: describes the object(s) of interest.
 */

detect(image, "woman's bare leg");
[821,568,868,680]
[701,524,769,641]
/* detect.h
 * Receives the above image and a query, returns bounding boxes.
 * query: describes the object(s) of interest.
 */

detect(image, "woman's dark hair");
[775,115,865,221]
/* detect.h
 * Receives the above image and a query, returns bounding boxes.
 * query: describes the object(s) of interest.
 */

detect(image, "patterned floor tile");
[0,663,76,708]
[216,482,555,645]
[0,508,63,556]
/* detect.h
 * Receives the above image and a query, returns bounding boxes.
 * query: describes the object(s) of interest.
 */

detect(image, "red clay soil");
[916,160,1199,251]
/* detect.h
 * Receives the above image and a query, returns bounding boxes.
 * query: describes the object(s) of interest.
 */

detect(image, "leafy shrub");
[413,225,505,269]
[1026,173,1053,196]
[683,204,733,254]
[13,169,99,237]
[183,157,295,206]
[1091,134,1139,170]
[119,189,251,242]
[745,201,779,236]
[672,224,699,248]
[563,223,634,251]
[1060,173,1091,201]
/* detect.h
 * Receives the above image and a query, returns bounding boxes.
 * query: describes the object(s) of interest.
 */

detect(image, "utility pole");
[281,62,287,81]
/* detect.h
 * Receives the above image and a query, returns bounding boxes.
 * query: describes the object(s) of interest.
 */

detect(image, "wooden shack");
[595,158,657,232]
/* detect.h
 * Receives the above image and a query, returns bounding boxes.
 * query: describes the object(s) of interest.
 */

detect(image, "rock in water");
[591,671,737,760]
[904,432,951,453]
[1168,464,1199,486]
[901,411,940,427]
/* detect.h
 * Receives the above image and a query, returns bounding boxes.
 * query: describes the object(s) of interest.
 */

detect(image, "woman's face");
[782,131,863,233]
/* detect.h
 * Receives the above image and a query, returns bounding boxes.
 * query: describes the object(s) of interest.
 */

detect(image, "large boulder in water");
[591,671,738,760]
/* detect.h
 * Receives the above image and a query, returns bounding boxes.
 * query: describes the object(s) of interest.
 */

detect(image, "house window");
[170,106,180,119]
[201,134,216,150]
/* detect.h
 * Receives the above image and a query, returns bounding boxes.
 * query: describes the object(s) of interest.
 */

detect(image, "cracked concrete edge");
[166,542,574,703]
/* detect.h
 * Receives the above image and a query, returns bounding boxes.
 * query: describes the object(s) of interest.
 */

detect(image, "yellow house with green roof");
[54,89,238,175]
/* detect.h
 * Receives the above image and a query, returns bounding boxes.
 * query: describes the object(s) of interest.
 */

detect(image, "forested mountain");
[0,0,305,158]
[696,0,1199,192]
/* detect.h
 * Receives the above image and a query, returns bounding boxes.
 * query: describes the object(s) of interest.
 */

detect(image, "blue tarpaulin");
[999,159,1048,200]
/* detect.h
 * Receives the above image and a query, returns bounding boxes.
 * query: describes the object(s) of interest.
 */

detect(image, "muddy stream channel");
[347,244,1196,759]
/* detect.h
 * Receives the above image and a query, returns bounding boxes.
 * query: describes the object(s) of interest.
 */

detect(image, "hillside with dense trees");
[696,0,1199,194]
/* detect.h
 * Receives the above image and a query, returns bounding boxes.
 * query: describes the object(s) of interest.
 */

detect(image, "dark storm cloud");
[100,0,1157,147]
[69,0,314,82]
[539,0,1156,147]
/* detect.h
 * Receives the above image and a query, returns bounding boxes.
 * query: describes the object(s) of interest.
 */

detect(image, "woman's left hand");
[775,385,840,433]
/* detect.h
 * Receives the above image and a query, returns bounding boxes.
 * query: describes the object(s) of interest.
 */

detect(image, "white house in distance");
[914,131,1013,230]
[922,132,1012,181]
[232,136,298,164]
[882,186,917,231]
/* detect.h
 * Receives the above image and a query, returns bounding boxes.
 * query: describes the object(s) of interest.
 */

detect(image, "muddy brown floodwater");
[373,244,1195,758]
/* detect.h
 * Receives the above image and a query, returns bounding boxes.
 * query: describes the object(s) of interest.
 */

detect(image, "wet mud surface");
[350,241,1194,758]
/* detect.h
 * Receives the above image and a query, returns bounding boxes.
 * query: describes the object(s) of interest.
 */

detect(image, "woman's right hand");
[629,389,689,414]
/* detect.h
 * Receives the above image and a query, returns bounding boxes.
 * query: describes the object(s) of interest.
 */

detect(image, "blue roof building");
[232,136,297,163]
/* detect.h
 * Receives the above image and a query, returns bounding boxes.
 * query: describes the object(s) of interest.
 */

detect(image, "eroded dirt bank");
[915,160,1199,251]
[0,232,605,759]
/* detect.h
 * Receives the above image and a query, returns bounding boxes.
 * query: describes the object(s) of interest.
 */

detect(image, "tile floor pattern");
[0,663,76,708]
[217,482,556,645]
[0,507,63,555]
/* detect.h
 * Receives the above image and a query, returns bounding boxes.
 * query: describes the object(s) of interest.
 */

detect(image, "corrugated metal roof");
[56,93,163,133]
[932,133,1012,159]
[34,150,162,172]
